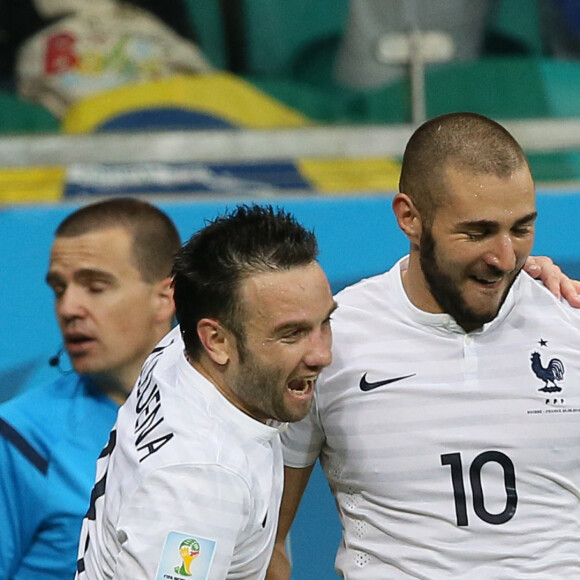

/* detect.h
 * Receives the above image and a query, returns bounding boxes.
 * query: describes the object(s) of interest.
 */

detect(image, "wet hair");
[399,112,532,226]
[55,197,181,283]
[172,204,319,358]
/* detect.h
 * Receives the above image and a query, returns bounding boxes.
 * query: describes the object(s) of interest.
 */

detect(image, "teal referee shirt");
[0,373,118,580]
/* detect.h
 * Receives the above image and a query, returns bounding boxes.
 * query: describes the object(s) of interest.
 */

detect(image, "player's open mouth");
[472,275,503,288]
[287,378,315,396]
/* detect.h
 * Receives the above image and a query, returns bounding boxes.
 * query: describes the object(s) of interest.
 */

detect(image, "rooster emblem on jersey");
[530,351,565,392]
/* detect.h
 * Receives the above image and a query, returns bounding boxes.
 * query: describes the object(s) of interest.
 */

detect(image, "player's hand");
[524,256,580,308]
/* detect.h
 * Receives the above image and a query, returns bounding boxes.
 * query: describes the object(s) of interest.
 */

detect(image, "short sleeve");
[281,393,325,468]
[114,464,251,580]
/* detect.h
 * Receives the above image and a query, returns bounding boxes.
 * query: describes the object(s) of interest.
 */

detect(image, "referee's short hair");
[55,197,181,283]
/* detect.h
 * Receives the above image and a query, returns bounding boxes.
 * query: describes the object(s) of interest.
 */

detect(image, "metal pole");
[408,27,427,126]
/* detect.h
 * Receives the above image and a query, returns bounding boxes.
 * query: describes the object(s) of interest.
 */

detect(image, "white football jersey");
[77,326,286,580]
[283,257,580,579]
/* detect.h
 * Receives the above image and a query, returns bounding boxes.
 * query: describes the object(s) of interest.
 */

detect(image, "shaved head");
[399,112,531,225]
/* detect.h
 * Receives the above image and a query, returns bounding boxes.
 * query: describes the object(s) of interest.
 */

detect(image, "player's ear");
[196,318,232,365]
[393,193,422,245]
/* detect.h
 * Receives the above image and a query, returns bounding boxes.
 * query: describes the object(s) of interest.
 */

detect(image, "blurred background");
[2,1,580,578]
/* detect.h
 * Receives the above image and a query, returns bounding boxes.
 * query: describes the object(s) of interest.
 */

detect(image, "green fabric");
[182,0,227,69]
[492,0,543,55]
[0,92,59,135]
[424,57,550,119]
[527,152,580,183]
[251,56,580,182]
[251,57,552,125]
[243,0,349,75]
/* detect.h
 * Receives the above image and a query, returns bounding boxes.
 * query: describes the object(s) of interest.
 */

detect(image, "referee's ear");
[152,276,175,324]
[392,193,422,245]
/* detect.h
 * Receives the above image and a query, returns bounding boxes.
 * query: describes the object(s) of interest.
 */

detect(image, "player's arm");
[0,425,46,578]
[110,465,245,579]
[524,256,580,307]
[266,464,316,580]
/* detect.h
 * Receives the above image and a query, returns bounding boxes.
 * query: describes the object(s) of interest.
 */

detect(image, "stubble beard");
[419,227,520,332]
[233,343,294,423]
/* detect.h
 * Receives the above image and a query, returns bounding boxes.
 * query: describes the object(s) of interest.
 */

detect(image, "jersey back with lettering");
[77,326,285,580]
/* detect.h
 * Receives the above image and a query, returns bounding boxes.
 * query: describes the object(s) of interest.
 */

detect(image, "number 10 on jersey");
[441,450,518,526]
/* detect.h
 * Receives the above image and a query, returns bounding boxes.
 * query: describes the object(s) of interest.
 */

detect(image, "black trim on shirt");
[0,417,48,475]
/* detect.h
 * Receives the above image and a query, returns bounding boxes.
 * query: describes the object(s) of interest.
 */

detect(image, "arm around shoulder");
[266,464,316,580]
[524,256,580,307]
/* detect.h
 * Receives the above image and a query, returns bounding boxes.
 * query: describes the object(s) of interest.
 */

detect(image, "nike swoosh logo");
[359,372,416,391]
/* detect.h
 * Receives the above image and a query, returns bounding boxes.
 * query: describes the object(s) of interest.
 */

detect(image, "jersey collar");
[392,255,518,335]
